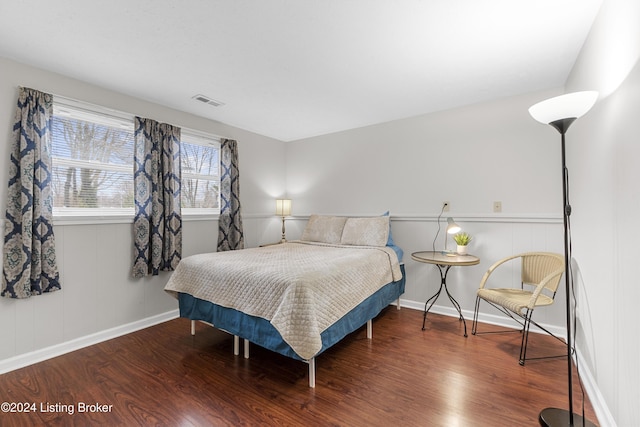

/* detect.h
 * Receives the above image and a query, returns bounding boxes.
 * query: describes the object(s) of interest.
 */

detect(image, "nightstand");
[411,251,480,337]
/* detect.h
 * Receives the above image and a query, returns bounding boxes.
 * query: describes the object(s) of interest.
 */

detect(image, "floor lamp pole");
[538,119,596,427]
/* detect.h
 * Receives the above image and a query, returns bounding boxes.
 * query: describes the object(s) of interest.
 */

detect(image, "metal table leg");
[422,264,467,337]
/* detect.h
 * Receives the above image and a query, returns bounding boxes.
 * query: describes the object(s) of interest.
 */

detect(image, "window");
[180,131,220,215]
[51,101,135,217]
[51,98,220,220]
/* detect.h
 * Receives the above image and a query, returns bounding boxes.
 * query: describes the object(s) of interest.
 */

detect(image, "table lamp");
[275,199,292,242]
[444,217,461,253]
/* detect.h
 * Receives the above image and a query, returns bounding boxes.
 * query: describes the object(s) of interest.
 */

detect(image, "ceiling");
[0,0,603,141]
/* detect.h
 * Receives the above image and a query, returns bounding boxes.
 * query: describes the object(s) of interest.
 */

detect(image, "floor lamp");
[529,91,598,427]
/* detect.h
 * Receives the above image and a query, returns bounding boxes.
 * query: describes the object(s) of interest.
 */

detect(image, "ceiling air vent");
[192,94,225,107]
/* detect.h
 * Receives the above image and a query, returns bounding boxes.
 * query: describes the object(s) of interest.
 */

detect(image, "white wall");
[0,58,287,369]
[287,90,566,216]
[563,1,640,425]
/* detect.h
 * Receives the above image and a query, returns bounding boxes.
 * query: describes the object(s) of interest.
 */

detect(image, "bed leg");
[233,335,240,356]
[367,319,372,339]
[308,358,316,388]
[397,297,401,310]
[191,320,196,336]
[244,339,250,359]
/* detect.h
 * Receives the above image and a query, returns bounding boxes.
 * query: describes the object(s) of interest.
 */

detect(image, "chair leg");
[471,296,481,335]
[519,309,533,366]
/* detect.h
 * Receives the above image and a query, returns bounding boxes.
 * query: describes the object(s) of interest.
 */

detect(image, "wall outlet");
[493,201,502,213]
[443,201,450,212]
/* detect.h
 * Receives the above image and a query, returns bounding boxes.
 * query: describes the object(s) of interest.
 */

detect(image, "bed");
[164,214,405,387]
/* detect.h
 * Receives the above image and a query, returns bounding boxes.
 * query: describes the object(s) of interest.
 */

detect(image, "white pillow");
[340,216,390,247]
[301,215,347,244]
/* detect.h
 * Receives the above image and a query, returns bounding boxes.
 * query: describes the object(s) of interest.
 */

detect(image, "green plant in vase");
[453,232,472,254]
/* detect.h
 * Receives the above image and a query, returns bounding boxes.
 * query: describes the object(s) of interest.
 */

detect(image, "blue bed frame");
[178,264,406,387]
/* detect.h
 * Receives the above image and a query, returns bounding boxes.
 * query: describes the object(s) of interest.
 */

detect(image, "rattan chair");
[471,252,565,365]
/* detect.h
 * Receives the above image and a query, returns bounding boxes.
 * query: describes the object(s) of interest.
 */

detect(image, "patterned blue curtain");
[132,117,182,277]
[2,87,61,298]
[217,139,244,251]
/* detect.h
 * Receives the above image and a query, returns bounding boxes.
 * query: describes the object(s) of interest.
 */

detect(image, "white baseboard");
[574,350,616,427]
[0,309,179,375]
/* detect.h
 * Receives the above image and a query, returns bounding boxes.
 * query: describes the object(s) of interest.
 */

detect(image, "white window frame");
[50,97,221,225]
[180,129,221,220]
[51,98,136,223]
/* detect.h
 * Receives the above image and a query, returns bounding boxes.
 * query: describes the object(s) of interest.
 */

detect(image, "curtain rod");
[18,85,233,141]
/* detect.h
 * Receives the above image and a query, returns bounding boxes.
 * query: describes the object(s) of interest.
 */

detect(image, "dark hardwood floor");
[0,307,598,426]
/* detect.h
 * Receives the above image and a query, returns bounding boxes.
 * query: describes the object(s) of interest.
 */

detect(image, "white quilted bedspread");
[164,241,402,360]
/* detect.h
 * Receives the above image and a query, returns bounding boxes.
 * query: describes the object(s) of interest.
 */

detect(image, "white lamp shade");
[528,91,598,124]
[275,199,292,216]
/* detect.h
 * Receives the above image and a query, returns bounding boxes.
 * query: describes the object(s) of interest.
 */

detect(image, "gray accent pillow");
[301,215,348,244]
[340,216,390,247]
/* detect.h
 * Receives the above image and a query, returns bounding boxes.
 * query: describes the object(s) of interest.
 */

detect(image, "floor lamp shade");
[529,91,598,126]
[529,91,598,427]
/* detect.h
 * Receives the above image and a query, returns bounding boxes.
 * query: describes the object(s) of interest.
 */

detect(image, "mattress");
[165,241,403,360]
[177,264,406,361]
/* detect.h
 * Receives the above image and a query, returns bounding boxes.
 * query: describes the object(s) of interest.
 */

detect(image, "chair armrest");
[526,266,565,309]
[478,254,522,290]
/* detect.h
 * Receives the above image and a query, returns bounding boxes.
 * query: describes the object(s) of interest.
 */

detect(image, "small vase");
[457,245,468,255]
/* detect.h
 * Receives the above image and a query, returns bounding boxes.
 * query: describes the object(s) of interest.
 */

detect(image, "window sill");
[53,213,220,226]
